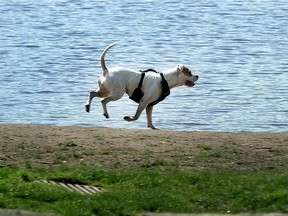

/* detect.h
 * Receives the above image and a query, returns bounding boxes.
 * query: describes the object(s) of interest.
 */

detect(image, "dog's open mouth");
[185,80,195,87]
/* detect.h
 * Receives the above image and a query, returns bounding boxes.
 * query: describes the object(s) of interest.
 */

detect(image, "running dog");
[85,42,199,129]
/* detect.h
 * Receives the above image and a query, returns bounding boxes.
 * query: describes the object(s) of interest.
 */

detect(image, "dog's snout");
[195,75,199,79]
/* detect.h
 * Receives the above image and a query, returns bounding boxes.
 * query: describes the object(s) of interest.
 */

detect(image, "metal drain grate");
[38,180,103,195]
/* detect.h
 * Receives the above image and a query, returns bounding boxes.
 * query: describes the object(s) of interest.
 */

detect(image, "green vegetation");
[0,166,287,216]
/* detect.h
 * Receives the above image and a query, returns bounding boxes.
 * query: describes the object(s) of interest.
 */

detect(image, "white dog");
[85,42,199,129]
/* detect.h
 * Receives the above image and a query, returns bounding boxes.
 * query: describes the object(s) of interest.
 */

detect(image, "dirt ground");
[0,124,287,171]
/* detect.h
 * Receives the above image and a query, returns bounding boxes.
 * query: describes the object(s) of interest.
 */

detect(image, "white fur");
[85,42,199,130]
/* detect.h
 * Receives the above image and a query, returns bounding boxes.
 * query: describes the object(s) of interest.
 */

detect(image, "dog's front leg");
[146,105,158,130]
[124,100,148,122]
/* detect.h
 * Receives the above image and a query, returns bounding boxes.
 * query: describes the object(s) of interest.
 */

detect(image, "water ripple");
[0,0,287,132]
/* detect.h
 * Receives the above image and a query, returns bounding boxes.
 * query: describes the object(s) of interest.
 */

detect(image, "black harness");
[129,69,170,106]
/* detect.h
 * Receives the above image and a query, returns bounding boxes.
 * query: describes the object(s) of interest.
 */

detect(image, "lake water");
[1,0,287,132]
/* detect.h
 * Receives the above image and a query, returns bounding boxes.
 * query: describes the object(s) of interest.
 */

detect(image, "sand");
[0,124,287,171]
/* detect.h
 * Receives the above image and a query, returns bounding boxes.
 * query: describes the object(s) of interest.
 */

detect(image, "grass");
[0,165,288,216]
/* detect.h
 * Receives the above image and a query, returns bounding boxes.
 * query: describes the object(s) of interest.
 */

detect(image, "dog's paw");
[124,116,133,122]
[148,125,160,130]
[103,113,109,119]
[85,104,90,113]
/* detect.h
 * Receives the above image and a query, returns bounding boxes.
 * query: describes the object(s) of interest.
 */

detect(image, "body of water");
[1,0,287,132]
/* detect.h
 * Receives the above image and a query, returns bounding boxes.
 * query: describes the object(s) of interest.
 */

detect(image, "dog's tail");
[101,42,117,76]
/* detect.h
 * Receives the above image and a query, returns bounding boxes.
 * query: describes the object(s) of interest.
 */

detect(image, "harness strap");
[129,69,170,105]
[129,73,145,103]
[138,72,145,88]
[140,69,157,73]
[149,73,170,106]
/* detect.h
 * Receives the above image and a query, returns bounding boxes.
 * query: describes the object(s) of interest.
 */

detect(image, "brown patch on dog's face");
[182,66,192,77]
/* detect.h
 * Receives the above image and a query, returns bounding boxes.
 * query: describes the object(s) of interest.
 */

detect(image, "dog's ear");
[177,65,192,77]
[176,64,183,74]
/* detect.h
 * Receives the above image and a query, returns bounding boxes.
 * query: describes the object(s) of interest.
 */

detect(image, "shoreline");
[1,122,286,134]
[1,124,287,171]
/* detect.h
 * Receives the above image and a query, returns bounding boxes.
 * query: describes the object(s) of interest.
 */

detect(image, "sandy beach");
[0,124,287,171]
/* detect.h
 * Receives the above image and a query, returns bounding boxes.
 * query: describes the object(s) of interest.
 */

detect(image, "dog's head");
[176,64,199,87]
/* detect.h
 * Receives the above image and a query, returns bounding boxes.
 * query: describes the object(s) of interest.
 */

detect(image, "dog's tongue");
[185,80,195,87]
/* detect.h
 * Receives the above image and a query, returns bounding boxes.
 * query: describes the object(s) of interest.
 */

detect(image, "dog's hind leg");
[85,91,98,112]
[146,105,158,130]
[101,97,111,118]
[85,86,110,113]
[101,91,124,119]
